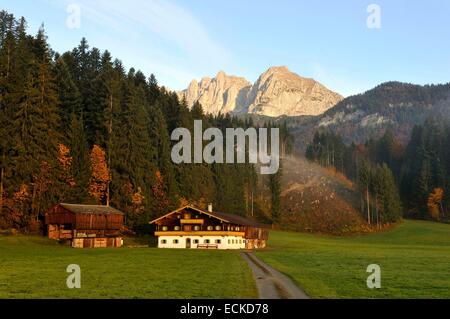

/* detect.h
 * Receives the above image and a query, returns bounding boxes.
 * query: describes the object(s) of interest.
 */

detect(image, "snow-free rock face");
[245,66,343,117]
[177,66,343,117]
[179,71,251,115]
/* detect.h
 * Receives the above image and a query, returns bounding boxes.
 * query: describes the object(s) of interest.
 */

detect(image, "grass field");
[255,220,450,298]
[1,220,449,299]
[0,236,257,299]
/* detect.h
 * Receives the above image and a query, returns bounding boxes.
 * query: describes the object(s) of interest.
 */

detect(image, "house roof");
[59,203,124,215]
[149,205,269,228]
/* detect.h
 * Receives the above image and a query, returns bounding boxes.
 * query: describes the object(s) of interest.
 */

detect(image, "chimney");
[207,203,213,213]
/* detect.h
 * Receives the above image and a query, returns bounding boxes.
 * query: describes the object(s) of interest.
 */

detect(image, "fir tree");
[269,161,282,224]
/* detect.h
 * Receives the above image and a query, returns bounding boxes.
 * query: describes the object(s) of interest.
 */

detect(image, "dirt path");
[241,252,309,299]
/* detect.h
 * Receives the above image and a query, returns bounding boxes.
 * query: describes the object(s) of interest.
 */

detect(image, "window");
[207,226,213,231]
[193,239,199,244]
[194,226,200,231]
[173,239,179,244]
[228,239,231,244]
[161,239,167,244]
[204,239,210,244]
[215,239,221,244]
[232,239,235,244]
[215,226,221,231]
[162,226,168,231]
[174,226,180,231]
[235,227,240,231]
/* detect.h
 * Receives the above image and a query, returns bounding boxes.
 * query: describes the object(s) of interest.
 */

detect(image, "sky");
[1,0,449,97]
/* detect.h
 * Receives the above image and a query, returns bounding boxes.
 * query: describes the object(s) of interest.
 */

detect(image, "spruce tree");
[55,56,82,127]
[67,112,91,203]
[269,161,282,224]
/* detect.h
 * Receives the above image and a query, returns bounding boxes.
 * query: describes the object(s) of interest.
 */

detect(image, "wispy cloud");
[47,0,232,90]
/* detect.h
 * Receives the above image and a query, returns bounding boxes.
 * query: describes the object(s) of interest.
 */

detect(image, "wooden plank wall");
[74,214,123,230]
[72,237,123,248]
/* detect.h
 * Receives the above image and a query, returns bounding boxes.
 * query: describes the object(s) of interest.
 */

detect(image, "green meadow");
[0,236,256,299]
[256,220,450,298]
[0,220,449,298]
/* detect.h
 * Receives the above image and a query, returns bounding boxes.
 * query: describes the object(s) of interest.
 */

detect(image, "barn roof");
[149,205,269,228]
[59,203,124,215]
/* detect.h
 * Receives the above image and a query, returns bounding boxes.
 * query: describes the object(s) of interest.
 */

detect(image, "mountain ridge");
[284,81,450,151]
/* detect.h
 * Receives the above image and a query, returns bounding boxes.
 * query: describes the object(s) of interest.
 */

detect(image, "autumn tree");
[152,170,170,217]
[89,145,110,204]
[54,143,76,203]
[427,188,444,221]
[9,184,30,228]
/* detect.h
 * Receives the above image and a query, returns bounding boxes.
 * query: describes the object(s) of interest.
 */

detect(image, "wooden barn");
[44,203,124,248]
[149,204,269,250]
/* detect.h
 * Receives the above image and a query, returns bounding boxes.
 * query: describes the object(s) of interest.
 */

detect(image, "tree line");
[0,11,289,232]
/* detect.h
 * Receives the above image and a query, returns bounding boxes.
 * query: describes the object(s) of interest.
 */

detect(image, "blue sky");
[1,0,449,96]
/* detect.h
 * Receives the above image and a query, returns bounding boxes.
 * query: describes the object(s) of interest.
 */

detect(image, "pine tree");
[0,13,16,215]
[358,158,372,224]
[378,164,403,223]
[67,112,91,202]
[148,102,178,208]
[269,161,282,224]
[55,56,82,127]
[110,71,155,223]
[12,25,61,220]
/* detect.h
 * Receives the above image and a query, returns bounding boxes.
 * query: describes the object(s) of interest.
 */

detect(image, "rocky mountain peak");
[177,67,343,117]
[264,65,290,75]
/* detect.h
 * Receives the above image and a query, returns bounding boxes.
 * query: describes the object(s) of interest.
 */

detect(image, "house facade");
[44,203,124,248]
[149,205,269,249]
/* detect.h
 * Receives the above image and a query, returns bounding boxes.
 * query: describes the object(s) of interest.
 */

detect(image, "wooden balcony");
[180,219,204,225]
[155,230,245,237]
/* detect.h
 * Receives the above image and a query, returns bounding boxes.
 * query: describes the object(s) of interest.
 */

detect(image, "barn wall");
[72,237,123,248]
[74,214,123,230]
[45,206,75,225]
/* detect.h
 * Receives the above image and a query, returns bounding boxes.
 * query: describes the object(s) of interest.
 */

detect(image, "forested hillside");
[0,12,290,232]
[291,81,450,151]
[306,122,450,223]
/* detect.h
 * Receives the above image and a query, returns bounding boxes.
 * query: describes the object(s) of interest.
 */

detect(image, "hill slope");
[279,156,365,234]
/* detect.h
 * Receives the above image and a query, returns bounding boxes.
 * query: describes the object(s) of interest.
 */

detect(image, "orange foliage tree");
[89,145,110,204]
[427,188,444,221]
[131,187,145,215]
[9,184,30,228]
[58,144,75,187]
[152,170,169,215]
